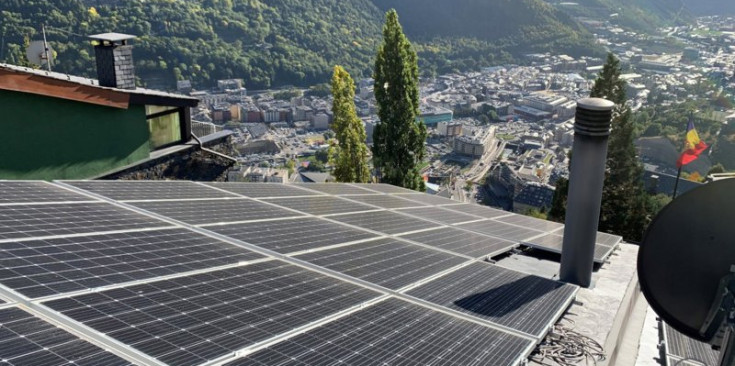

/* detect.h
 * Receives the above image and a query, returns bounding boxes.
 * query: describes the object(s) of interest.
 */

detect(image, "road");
[449,139,506,203]
[466,140,506,182]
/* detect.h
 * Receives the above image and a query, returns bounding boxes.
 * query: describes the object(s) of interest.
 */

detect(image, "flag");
[676,120,708,168]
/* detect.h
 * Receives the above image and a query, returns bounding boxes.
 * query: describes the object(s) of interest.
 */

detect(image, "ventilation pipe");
[559,98,614,288]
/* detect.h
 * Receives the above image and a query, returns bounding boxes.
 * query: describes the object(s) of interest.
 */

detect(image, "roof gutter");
[191,132,238,164]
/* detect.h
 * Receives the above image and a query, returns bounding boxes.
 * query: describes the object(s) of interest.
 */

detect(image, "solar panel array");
[0,307,132,366]
[521,232,620,264]
[662,322,719,366]
[227,298,533,366]
[0,180,621,366]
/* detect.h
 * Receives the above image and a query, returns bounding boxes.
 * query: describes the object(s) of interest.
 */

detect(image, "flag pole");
[673,111,695,200]
[673,165,682,199]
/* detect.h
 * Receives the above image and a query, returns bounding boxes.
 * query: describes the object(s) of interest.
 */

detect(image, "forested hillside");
[682,0,735,15]
[372,0,596,53]
[372,0,603,76]
[1,0,603,89]
[549,0,691,32]
[1,0,383,88]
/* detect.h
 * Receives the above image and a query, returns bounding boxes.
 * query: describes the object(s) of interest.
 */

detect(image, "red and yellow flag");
[676,121,708,168]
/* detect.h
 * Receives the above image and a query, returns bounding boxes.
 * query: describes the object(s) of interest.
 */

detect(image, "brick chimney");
[89,33,137,89]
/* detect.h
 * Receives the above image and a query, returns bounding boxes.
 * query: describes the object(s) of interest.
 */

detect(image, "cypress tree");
[550,53,649,241]
[329,65,370,183]
[548,177,568,222]
[372,9,427,191]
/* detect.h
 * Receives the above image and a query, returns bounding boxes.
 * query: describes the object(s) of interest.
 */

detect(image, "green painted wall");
[0,90,150,180]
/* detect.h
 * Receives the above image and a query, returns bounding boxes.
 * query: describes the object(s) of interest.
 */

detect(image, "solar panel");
[595,231,623,247]
[295,238,467,290]
[0,203,168,241]
[443,203,512,219]
[227,298,533,366]
[397,206,484,225]
[0,229,263,298]
[407,262,578,338]
[522,233,617,264]
[45,261,380,366]
[204,218,379,254]
[663,322,719,366]
[130,198,302,225]
[295,183,377,195]
[400,227,517,258]
[205,182,322,198]
[0,181,93,204]
[66,181,236,201]
[0,180,588,365]
[350,183,419,194]
[330,211,439,235]
[262,196,377,216]
[393,193,459,205]
[456,220,545,242]
[0,307,131,365]
[495,214,563,232]
[342,194,430,209]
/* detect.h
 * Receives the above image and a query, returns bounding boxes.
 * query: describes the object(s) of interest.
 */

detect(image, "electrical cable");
[44,26,86,38]
[531,319,607,366]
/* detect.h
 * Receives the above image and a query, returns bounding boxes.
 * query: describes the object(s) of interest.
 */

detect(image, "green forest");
[549,0,691,32]
[1,0,608,90]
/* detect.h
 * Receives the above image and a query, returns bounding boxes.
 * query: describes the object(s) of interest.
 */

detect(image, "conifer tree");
[372,10,427,191]
[550,53,649,241]
[329,65,370,183]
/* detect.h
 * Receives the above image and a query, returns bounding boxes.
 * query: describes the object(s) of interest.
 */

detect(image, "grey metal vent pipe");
[559,98,614,288]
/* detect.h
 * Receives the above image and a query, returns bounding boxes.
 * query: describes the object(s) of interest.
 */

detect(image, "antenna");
[25,40,54,70]
[42,24,51,71]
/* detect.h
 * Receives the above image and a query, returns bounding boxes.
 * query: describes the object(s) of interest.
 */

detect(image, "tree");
[526,207,548,220]
[594,53,649,241]
[488,110,499,121]
[643,123,662,137]
[314,148,329,164]
[16,35,36,68]
[548,177,568,222]
[551,53,650,241]
[329,65,370,183]
[285,159,296,177]
[306,83,331,98]
[372,10,427,191]
[707,163,725,176]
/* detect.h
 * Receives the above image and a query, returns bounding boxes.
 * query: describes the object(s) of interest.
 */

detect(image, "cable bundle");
[531,320,606,366]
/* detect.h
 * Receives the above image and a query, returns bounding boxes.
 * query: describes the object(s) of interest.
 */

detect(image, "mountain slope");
[682,0,735,15]
[372,0,600,57]
[548,0,691,31]
[1,0,602,89]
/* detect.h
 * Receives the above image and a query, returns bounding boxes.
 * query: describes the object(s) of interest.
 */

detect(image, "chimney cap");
[88,33,136,43]
[576,98,615,111]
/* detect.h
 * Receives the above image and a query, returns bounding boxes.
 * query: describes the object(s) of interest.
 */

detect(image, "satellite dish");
[639,178,735,351]
[25,40,54,67]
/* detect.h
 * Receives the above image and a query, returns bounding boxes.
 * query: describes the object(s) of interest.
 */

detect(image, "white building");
[313,113,329,130]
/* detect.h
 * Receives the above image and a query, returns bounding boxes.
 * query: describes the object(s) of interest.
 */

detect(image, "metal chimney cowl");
[559,97,614,288]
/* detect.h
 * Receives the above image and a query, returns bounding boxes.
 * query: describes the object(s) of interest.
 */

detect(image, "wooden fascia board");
[0,69,130,109]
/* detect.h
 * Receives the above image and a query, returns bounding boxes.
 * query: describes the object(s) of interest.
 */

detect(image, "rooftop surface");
[0,180,678,366]
[0,62,198,103]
